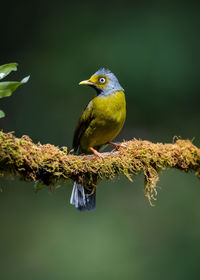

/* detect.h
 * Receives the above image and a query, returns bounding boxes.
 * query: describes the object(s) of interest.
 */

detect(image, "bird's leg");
[89,147,104,159]
[107,142,127,149]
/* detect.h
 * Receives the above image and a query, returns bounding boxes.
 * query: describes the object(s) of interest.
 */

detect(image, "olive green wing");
[72,101,94,153]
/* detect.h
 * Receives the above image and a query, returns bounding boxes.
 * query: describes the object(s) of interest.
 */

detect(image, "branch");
[0,131,200,203]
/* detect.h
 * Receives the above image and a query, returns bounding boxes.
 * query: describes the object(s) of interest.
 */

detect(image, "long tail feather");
[70,182,96,211]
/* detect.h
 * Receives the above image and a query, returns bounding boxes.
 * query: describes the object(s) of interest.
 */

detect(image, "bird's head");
[79,68,123,95]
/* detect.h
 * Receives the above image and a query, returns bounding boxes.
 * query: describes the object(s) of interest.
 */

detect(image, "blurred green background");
[1,1,200,279]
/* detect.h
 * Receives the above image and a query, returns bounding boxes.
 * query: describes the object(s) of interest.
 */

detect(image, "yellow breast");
[80,90,126,152]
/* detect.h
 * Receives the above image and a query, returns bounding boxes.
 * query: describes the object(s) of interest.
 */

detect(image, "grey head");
[91,68,124,96]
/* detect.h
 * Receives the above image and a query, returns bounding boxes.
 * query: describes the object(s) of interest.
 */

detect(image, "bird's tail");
[70,182,96,211]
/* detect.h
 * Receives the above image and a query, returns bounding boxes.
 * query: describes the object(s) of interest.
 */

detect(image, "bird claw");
[89,147,104,159]
[107,142,127,150]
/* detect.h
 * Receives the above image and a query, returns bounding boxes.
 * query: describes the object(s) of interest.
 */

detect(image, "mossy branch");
[0,131,200,203]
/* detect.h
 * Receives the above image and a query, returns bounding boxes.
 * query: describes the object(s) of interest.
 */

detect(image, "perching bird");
[70,68,126,211]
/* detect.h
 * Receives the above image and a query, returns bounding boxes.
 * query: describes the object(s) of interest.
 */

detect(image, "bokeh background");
[1,1,200,279]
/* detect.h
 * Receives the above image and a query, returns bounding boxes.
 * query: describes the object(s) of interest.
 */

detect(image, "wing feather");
[72,101,94,152]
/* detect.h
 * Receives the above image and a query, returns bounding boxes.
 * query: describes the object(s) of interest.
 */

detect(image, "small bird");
[70,68,126,211]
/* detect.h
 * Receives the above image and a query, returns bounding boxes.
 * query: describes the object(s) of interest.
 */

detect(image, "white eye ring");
[99,77,106,84]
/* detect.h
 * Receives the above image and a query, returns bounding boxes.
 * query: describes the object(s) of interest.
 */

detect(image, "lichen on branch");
[0,131,200,204]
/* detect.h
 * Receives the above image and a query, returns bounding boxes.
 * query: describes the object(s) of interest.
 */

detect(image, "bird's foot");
[107,142,127,150]
[89,147,104,159]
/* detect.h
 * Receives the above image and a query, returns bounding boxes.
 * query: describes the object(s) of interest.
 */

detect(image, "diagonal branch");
[0,131,200,203]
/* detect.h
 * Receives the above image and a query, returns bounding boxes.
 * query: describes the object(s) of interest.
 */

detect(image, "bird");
[70,68,126,211]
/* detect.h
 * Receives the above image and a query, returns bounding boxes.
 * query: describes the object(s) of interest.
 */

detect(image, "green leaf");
[0,110,5,118]
[0,63,18,80]
[0,76,30,98]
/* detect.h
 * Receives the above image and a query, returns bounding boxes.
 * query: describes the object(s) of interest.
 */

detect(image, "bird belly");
[80,91,126,153]
[80,119,123,153]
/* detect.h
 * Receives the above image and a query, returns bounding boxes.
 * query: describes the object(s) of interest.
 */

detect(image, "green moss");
[0,131,200,204]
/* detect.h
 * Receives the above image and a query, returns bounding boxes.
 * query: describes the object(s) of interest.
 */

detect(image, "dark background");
[0,1,200,279]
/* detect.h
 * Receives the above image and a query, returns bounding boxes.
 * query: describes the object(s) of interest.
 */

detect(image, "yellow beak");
[79,80,94,86]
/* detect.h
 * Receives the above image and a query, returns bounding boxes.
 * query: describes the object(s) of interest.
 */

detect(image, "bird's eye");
[99,77,106,84]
